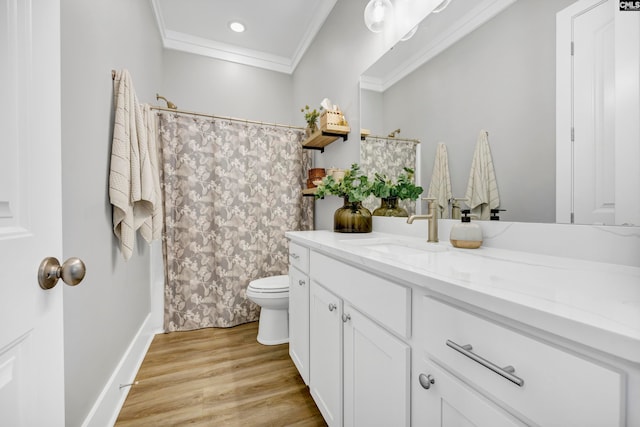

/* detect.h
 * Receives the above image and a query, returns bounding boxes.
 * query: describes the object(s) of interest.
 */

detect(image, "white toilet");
[246,274,289,345]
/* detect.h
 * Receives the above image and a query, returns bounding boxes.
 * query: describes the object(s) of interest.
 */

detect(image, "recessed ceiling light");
[229,21,245,33]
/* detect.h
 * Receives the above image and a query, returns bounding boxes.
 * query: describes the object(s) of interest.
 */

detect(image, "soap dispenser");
[449,210,482,249]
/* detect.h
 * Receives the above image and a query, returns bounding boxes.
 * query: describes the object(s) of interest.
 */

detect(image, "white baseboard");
[80,313,162,427]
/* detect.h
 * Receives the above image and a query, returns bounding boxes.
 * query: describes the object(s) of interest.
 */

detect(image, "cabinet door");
[310,281,343,427]
[414,359,526,427]
[289,266,310,384]
[343,304,410,427]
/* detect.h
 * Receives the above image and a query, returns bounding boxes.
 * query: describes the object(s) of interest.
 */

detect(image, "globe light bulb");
[400,25,419,41]
[364,0,394,33]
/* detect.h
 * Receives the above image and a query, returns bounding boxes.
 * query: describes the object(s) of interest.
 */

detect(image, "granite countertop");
[286,230,640,364]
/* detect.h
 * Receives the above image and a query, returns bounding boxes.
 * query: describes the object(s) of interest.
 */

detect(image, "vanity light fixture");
[432,0,453,13]
[364,0,394,33]
[400,24,419,41]
[229,21,245,33]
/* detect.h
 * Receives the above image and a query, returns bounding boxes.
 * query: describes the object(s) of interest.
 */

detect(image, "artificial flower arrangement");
[315,163,373,233]
[370,167,423,201]
[369,167,423,217]
[315,163,372,203]
[300,104,323,132]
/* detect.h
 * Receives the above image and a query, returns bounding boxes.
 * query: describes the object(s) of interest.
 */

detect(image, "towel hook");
[156,93,177,109]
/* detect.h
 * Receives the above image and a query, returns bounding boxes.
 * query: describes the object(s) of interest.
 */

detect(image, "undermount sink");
[340,237,448,256]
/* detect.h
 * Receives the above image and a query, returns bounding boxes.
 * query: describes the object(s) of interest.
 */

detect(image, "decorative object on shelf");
[326,168,346,182]
[318,98,348,130]
[307,168,326,189]
[370,168,424,217]
[301,104,323,135]
[334,198,373,233]
[372,197,407,217]
[300,99,350,151]
[321,109,349,131]
[315,163,373,233]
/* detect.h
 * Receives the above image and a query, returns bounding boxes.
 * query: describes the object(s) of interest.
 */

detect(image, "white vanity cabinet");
[308,251,411,427]
[309,281,343,426]
[286,231,637,427]
[414,358,526,427]
[288,242,310,384]
[415,297,624,427]
[343,303,410,427]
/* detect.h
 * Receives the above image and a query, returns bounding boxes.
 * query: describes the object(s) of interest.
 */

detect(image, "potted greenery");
[370,167,423,217]
[315,163,373,233]
[301,104,323,135]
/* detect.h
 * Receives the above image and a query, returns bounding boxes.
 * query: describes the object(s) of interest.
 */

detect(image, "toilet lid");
[248,275,289,293]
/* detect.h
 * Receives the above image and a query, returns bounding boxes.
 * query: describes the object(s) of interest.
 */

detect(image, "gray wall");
[60,0,163,425]
[162,49,295,124]
[373,0,575,223]
[292,0,395,230]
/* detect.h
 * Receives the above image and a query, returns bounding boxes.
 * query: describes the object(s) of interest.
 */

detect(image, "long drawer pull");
[446,339,525,387]
[290,253,300,260]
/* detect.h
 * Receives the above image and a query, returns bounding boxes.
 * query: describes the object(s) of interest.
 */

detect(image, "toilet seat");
[247,275,289,294]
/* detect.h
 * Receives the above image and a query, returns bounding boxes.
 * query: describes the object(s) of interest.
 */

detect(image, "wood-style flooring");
[115,322,326,426]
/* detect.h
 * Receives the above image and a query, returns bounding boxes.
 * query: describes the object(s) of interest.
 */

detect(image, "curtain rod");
[150,106,305,131]
[365,135,421,144]
[111,69,304,131]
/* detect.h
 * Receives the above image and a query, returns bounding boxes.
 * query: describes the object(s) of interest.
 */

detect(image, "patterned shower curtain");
[360,136,418,215]
[157,111,313,331]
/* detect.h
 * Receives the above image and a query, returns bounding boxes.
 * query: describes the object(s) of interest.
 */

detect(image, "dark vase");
[372,197,409,217]
[334,197,372,233]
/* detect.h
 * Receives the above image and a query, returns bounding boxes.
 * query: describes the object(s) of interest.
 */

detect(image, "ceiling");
[151,0,515,83]
[361,0,516,92]
[151,0,338,74]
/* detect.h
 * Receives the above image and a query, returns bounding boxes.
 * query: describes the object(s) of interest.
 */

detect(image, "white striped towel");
[139,104,162,243]
[464,130,500,220]
[427,142,452,218]
[109,69,157,260]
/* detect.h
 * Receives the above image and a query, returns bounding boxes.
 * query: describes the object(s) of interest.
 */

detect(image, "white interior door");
[573,0,615,225]
[557,0,640,225]
[0,0,65,425]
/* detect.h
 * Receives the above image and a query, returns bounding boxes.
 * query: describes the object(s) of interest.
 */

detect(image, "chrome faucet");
[407,198,438,243]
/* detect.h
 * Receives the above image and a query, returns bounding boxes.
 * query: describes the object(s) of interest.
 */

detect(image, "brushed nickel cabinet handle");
[341,313,351,323]
[298,279,305,286]
[290,253,300,260]
[446,339,524,387]
[328,303,337,312]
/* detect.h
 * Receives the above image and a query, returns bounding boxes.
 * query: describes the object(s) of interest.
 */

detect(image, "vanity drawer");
[422,297,623,427]
[289,242,309,274]
[311,251,410,338]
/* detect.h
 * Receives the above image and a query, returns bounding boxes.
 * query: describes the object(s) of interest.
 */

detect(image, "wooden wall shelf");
[301,126,350,153]
[302,188,317,197]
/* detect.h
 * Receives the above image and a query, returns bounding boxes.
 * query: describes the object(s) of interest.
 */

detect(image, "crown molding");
[163,30,295,73]
[151,0,337,75]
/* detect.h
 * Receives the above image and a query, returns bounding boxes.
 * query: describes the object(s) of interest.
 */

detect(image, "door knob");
[418,373,435,390]
[38,257,86,290]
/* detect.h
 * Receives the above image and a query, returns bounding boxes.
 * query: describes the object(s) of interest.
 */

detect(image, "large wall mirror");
[360,0,640,225]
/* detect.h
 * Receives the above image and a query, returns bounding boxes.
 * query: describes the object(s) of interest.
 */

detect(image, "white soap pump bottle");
[449,209,483,249]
